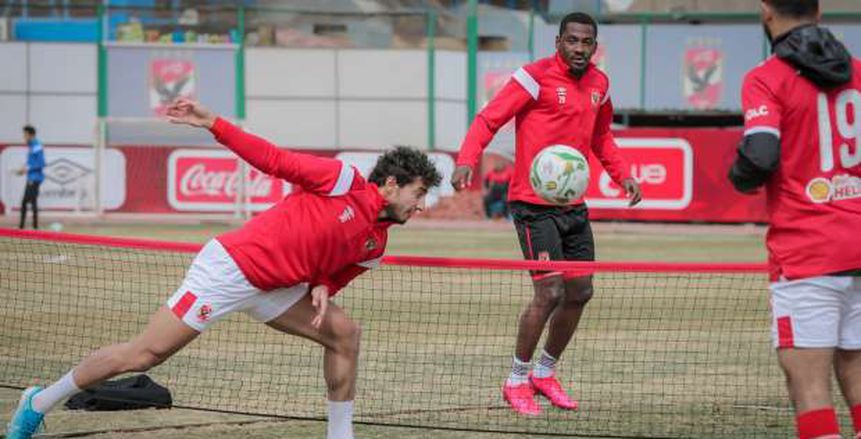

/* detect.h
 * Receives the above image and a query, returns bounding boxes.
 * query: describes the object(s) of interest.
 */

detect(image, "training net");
[0,229,805,438]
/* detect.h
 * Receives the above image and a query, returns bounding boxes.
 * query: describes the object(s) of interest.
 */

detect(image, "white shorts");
[769,276,861,349]
[166,239,308,332]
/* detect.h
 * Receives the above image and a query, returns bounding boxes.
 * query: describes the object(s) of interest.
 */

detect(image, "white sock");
[506,356,531,385]
[32,370,81,414]
[533,350,557,378]
[327,400,354,439]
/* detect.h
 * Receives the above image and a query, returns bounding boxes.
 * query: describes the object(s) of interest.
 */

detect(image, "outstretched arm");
[166,97,291,177]
[167,98,354,194]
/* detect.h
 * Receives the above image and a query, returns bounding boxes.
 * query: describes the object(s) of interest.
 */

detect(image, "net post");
[235,5,249,220]
[466,0,478,125]
[527,4,535,61]
[235,4,246,122]
[95,1,107,217]
[426,8,436,151]
[94,118,106,216]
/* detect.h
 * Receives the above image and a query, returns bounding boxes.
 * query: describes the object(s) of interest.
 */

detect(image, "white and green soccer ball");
[529,145,590,205]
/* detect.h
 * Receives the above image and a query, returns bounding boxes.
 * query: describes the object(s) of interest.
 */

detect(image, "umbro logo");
[339,205,355,223]
[556,87,567,105]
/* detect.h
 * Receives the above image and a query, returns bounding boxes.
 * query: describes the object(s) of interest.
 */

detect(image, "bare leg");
[543,275,592,359]
[836,349,861,407]
[265,294,361,401]
[778,348,843,437]
[32,306,198,413]
[514,275,563,362]
[71,306,199,388]
[778,348,835,413]
[266,295,359,439]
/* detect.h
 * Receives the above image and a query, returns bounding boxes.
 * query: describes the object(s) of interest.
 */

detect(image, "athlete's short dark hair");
[368,146,442,188]
[23,125,36,136]
[765,0,818,18]
[559,12,598,38]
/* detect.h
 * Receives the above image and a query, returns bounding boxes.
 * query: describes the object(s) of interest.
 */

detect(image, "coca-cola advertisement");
[167,149,289,212]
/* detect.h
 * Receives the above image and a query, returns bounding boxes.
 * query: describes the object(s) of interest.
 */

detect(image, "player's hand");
[450,166,473,191]
[14,168,25,176]
[165,97,217,129]
[310,284,330,330]
[622,178,642,207]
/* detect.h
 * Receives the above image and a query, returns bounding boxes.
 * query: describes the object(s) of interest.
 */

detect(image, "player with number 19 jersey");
[741,52,861,281]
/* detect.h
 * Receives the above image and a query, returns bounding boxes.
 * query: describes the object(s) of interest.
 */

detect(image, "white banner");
[1,146,126,212]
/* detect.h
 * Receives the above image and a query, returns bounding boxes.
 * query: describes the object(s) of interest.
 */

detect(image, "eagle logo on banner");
[682,42,723,110]
[149,58,197,116]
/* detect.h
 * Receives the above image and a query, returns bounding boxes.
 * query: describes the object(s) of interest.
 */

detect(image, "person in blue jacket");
[17,125,45,229]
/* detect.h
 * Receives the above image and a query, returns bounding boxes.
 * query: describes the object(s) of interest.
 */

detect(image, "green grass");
[0,221,791,439]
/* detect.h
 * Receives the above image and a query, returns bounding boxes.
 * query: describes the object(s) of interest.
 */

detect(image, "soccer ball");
[529,145,590,205]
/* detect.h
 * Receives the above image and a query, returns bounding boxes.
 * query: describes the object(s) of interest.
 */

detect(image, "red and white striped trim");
[513,68,539,100]
[328,163,355,197]
[600,84,611,106]
[776,316,794,348]
[743,126,781,138]
[171,291,197,319]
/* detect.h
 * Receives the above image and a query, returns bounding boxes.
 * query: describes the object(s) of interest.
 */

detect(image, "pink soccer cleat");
[529,372,579,411]
[502,381,541,416]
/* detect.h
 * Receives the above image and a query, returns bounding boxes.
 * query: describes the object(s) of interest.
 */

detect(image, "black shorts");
[511,201,595,277]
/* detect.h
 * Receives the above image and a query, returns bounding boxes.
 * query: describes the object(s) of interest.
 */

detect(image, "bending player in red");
[729,1,861,438]
[6,98,441,439]
[452,12,641,416]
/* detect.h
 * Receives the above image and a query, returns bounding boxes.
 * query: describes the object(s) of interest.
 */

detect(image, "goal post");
[95,3,244,218]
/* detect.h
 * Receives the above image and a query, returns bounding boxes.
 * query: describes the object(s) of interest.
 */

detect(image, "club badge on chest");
[591,90,602,107]
[365,237,377,251]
